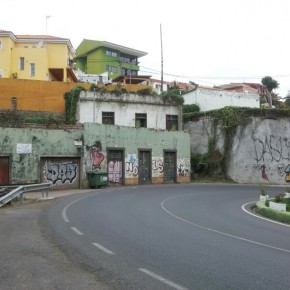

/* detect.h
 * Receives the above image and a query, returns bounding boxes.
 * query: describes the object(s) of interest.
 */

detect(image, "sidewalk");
[23,188,97,201]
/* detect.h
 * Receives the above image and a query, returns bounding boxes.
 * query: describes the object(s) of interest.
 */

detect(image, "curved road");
[43,184,290,290]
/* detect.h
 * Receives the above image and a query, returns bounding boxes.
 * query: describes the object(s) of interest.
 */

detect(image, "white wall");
[78,92,181,130]
[183,87,260,111]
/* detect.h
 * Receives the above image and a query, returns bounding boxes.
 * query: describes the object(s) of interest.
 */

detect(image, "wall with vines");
[185,107,290,184]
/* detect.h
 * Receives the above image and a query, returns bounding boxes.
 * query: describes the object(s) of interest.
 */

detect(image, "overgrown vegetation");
[161,87,184,105]
[64,86,86,124]
[183,104,200,114]
[136,87,153,96]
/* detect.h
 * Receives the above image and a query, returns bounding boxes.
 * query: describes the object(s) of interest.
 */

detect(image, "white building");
[183,86,260,111]
[77,91,182,131]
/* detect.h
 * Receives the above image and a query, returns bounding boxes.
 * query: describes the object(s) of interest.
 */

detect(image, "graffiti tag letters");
[46,162,77,185]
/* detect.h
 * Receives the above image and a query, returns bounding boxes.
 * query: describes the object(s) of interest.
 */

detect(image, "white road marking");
[161,195,290,254]
[138,268,188,290]
[62,193,100,223]
[241,201,290,228]
[92,243,116,255]
[71,226,84,235]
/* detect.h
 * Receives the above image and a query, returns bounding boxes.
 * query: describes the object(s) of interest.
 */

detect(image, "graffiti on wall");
[253,135,290,163]
[177,158,190,177]
[108,161,122,183]
[152,157,164,177]
[45,161,77,185]
[125,154,138,178]
[89,146,105,170]
[252,135,290,183]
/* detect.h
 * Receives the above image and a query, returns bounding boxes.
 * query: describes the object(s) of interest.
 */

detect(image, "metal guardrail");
[0,182,51,208]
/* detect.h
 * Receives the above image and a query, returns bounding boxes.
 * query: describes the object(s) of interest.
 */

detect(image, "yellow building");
[0,29,77,82]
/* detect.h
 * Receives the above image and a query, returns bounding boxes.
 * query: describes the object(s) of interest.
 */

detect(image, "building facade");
[0,124,191,189]
[0,29,77,82]
[183,86,260,111]
[78,91,182,131]
[75,39,147,80]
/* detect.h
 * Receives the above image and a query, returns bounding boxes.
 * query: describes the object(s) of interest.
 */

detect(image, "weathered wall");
[78,92,182,130]
[0,123,191,188]
[185,116,290,185]
[83,123,191,186]
[0,126,83,187]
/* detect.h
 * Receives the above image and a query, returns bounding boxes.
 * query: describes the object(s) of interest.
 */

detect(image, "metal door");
[0,157,9,185]
[164,151,176,183]
[139,150,151,185]
[40,157,80,189]
[107,149,123,185]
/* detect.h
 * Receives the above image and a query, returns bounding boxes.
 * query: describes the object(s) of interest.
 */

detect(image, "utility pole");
[160,24,164,93]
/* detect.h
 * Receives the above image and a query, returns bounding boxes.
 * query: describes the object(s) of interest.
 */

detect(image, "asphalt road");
[43,184,290,290]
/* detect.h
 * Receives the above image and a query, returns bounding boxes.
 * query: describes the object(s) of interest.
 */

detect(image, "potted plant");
[259,184,269,201]
[269,193,286,211]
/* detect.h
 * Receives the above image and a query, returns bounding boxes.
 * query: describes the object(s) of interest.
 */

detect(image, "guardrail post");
[42,190,49,198]
[19,193,23,205]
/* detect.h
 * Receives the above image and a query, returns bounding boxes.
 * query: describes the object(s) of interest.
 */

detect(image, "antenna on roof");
[160,24,164,93]
[46,15,52,35]
[37,41,43,48]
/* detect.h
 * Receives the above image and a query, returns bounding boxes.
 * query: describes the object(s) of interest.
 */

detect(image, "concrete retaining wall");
[185,116,290,185]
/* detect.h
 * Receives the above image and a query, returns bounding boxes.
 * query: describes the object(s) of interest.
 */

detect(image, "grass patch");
[256,201,290,224]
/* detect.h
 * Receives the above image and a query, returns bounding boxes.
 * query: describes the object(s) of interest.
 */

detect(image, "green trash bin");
[87,172,108,188]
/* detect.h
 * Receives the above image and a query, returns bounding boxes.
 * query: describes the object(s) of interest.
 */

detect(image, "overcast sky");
[2,0,290,96]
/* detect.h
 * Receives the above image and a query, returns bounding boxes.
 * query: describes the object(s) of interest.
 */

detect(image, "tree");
[261,76,279,108]
[261,76,279,92]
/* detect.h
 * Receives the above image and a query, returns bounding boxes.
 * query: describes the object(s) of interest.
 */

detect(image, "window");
[102,112,115,125]
[0,40,2,50]
[135,113,147,128]
[120,53,137,65]
[106,65,117,73]
[166,115,178,131]
[30,63,35,77]
[0,70,3,78]
[19,57,25,70]
[106,50,117,57]
[121,68,138,76]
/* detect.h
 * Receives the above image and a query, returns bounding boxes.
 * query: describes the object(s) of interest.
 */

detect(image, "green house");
[75,39,147,80]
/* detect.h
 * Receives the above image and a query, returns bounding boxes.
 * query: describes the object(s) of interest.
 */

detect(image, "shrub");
[111,88,128,96]
[274,193,285,203]
[259,183,267,196]
[136,88,152,96]
[183,104,200,114]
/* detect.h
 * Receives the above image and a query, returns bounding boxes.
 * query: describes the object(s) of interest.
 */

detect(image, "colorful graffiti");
[126,154,138,177]
[89,146,105,170]
[284,164,290,183]
[45,161,77,185]
[108,161,122,183]
[177,158,190,177]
